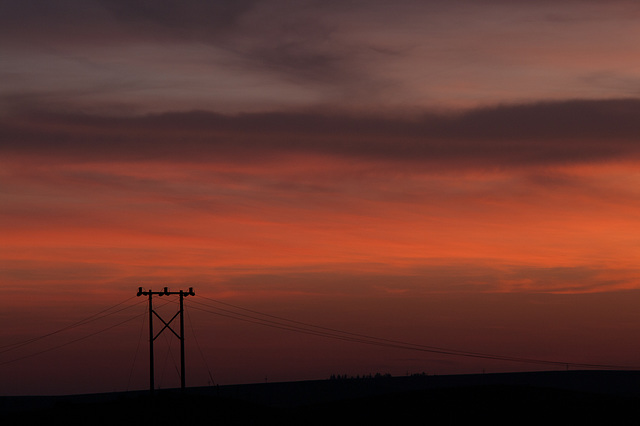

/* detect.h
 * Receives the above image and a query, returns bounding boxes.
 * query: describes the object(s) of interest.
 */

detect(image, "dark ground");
[2,370,640,425]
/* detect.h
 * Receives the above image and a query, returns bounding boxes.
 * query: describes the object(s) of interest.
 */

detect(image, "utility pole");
[137,287,195,395]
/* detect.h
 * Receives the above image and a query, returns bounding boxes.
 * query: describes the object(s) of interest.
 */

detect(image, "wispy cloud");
[4,0,640,113]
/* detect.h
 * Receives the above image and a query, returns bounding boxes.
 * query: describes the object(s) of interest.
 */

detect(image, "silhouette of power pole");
[137,287,195,394]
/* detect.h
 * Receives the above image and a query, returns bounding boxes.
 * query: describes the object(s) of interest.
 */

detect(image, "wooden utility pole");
[137,287,195,394]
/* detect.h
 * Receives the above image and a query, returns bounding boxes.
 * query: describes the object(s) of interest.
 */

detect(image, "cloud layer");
[3,0,640,113]
[3,98,640,299]
[3,99,640,168]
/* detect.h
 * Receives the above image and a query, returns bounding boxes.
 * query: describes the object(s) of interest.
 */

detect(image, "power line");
[190,295,639,371]
[0,313,144,367]
[0,296,144,355]
[184,305,216,386]
[0,296,174,369]
[127,303,148,392]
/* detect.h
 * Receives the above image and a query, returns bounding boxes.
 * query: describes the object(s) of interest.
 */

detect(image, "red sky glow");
[2,0,640,396]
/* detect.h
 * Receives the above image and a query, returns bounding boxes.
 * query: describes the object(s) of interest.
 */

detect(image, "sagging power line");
[0,296,143,355]
[0,296,147,367]
[188,295,639,371]
[2,289,638,392]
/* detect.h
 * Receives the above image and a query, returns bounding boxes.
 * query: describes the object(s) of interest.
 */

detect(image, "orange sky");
[2,0,640,395]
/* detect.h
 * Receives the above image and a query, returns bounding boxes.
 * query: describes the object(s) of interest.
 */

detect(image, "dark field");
[3,370,640,425]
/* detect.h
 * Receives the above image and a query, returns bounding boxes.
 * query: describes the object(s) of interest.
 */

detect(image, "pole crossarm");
[137,287,195,297]
[136,286,195,394]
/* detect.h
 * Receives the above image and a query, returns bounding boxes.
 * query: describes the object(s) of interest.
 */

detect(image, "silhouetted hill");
[3,370,640,425]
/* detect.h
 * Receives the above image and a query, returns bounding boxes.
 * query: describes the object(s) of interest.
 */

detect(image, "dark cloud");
[2,99,640,168]
[104,0,253,24]
[238,18,354,84]
[0,0,370,88]
[0,0,257,43]
[6,0,638,103]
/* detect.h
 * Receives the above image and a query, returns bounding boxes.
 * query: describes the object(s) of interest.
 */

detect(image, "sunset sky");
[3,0,640,396]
